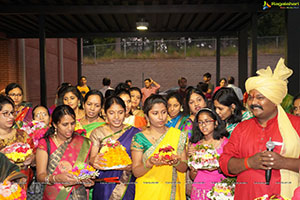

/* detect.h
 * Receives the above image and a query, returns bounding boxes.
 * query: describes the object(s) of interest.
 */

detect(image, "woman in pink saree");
[36,105,94,200]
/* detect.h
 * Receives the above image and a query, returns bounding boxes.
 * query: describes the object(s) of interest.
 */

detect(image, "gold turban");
[245,58,300,198]
[245,58,292,105]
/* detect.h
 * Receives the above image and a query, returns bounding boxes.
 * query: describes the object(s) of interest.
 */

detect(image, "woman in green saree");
[131,95,188,200]
[77,90,105,138]
[212,87,253,137]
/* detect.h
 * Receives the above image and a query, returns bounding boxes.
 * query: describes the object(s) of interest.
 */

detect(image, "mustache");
[250,104,263,110]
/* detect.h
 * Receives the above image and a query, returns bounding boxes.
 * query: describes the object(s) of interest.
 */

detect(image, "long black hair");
[115,89,132,115]
[44,105,75,138]
[166,92,184,116]
[212,87,245,124]
[5,83,23,95]
[0,95,15,111]
[185,87,207,115]
[190,108,229,143]
[143,94,167,116]
[57,86,84,109]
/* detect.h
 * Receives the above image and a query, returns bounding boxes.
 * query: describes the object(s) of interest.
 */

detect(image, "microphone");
[265,137,275,185]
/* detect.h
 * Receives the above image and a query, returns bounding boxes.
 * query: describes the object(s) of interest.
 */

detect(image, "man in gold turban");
[219,58,300,200]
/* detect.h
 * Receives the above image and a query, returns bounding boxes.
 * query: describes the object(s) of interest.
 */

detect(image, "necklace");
[148,127,167,143]
[150,135,160,142]
[202,139,221,149]
[53,135,60,147]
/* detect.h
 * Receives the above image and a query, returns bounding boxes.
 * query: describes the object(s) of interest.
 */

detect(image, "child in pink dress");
[188,108,229,200]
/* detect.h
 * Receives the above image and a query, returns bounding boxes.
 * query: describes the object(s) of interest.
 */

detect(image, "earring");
[54,128,57,135]
[78,102,81,107]
[180,106,184,112]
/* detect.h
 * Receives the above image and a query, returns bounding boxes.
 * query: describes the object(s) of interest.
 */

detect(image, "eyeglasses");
[8,93,22,97]
[35,112,48,118]
[0,111,14,118]
[198,120,215,126]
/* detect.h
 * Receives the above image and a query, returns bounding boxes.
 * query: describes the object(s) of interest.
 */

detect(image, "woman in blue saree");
[165,92,189,129]
[90,95,140,200]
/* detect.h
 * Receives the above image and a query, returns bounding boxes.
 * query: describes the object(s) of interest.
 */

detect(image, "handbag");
[27,137,51,200]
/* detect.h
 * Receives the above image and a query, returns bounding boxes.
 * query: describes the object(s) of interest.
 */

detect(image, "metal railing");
[83,36,285,64]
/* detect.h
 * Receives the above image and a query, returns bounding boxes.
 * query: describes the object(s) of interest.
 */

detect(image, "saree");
[38,134,92,200]
[132,127,187,200]
[15,102,33,124]
[124,115,147,129]
[226,110,253,137]
[166,115,189,130]
[83,122,106,138]
[132,109,145,117]
[92,126,140,200]
[181,116,193,138]
[0,129,34,188]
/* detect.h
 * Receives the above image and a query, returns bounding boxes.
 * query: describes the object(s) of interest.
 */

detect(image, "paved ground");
[83,54,284,93]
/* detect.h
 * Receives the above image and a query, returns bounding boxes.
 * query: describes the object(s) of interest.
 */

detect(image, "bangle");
[45,175,50,185]
[143,161,151,170]
[244,157,251,170]
[173,160,181,167]
[52,175,56,184]
[181,160,188,164]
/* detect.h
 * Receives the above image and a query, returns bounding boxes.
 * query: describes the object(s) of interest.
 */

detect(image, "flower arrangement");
[69,163,100,180]
[20,121,48,148]
[2,143,32,163]
[153,145,177,161]
[254,194,290,200]
[0,181,26,200]
[207,177,236,200]
[188,144,220,169]
[98,139,132,169]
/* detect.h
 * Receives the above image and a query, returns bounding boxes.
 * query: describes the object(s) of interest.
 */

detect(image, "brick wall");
[0,37,78,107]
[0,36,284,109]
[83,54,284,93]
[25,38,78,107]
[0,39,22,91]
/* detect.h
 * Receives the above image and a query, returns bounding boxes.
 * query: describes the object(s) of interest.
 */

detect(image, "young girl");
[188,108,229,200]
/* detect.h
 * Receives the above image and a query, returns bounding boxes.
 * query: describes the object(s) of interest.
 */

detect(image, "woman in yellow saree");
[131,95,188,200]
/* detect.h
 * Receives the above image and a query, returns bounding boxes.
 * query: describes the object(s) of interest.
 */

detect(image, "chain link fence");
[83,36,285,64]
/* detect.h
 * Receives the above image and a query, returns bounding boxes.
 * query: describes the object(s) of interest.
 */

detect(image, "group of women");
[0,80,262,200]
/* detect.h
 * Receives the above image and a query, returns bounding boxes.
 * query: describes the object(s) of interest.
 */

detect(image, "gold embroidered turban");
[245,58,293,105]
